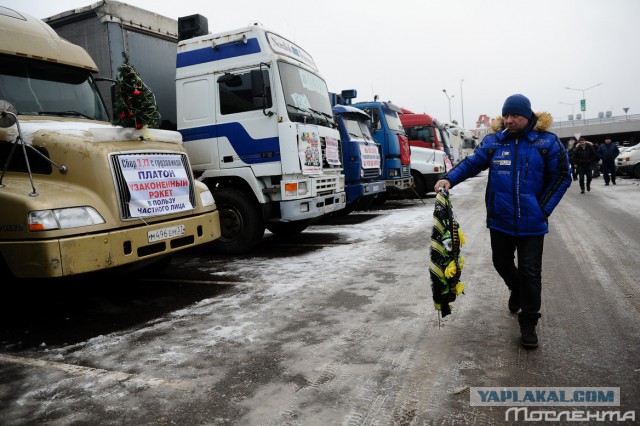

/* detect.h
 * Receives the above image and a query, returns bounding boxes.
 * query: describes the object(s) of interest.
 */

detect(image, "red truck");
[396,109,453,197]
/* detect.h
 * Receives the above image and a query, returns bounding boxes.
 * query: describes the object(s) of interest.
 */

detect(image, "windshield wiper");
[309,108,333,120]
[37,110,94,120]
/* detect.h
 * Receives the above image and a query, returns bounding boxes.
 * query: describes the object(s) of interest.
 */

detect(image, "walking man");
[434,94,571,349]
[597,136,620,186]
[571,137,599,193]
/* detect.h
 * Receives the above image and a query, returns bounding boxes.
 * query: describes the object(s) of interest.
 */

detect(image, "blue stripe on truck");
[176,38,261,68]
[179,122,280,164]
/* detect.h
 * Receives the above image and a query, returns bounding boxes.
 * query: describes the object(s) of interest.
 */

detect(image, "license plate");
[148,224,186,243]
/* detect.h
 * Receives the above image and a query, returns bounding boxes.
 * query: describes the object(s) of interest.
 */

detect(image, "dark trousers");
[576,164,593,191]
[490,230,544,321]
[601,160,616,184]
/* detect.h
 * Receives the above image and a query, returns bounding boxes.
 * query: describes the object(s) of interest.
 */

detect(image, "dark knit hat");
[502,94,532,119]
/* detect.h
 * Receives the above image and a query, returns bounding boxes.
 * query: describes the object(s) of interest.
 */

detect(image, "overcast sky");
[5,0,640,129]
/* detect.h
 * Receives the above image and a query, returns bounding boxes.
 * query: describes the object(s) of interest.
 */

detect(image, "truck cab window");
[218,69,272,115]
[0,54,108,121]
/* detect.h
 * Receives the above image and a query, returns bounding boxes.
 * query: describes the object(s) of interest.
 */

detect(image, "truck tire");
[412,171,427,198]
[211,187,265,254]
[266,219,312,236]
[372,192,389,205]
[356,196,376,211]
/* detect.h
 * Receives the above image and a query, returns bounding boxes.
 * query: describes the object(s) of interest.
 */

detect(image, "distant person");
[434,94,571,349]
[567,139,578,181]
[570,137,598,193]
[597,136,620,185]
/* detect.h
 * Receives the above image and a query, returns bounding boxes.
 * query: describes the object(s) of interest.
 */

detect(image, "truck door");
[215,68,278,171]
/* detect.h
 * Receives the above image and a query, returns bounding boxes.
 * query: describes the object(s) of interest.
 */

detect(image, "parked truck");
[398,110,452,198]
[44,1,346,254]
[333,91,412,202]
[331,101,385,212]
[176,20,346,252]
[399,109,454,163]
[0,6,221,279]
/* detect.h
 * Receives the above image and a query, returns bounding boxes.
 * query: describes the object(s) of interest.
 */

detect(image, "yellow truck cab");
[0,6,221,278]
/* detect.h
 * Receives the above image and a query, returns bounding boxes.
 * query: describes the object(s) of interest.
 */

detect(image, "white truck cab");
[176,21,345,253]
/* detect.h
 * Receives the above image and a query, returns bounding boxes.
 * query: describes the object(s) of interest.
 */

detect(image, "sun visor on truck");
[178,14,208,41]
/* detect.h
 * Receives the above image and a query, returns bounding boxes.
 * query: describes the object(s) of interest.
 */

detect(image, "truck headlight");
[29,207,105,231]
[200,190,215,207]
[285,181,308,196]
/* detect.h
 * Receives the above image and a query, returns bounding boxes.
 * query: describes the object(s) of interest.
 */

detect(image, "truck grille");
[363,168,380,179]
[110,153,197,220]
[312,176,339,195]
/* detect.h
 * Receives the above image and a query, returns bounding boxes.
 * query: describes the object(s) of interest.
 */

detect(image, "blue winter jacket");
[597,142,620,162]
[443,112,571,236]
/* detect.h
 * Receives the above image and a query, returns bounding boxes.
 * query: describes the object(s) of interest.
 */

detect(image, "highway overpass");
[550,113,640,146]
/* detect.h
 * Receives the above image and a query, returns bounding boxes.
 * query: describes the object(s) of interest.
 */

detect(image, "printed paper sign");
[359,145,381,169]
[118,154,194,218]
[324,137,341,166]
[298,125,322,174]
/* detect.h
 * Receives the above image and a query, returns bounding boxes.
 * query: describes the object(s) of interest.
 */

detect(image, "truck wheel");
[412,173,427,198]
[211,187,265,254]
[372,193,389,205]
[266,219,312,236]
[356,196,376,211]
[634,164,640,179]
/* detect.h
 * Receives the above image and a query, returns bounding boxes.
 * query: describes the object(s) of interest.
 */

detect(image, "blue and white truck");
[332,91,412,202]
[176,21,346,252]
[331,102,385,212]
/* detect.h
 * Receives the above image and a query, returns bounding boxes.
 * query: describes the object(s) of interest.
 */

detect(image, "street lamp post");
[460,79,465,128]
[442,89,454,121]
[565,83,602,120]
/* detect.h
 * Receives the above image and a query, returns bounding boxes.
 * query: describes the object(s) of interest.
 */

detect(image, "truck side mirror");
[250,69,273,117]
[0,100,17,128]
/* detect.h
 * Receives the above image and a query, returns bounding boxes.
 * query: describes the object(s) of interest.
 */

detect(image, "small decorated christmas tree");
[112,52,160,129]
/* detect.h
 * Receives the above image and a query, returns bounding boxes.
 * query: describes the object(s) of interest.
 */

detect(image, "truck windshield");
[343,114,374,142]
[278,61,334,126]
[0,54,109,121]
[382,109,404,133]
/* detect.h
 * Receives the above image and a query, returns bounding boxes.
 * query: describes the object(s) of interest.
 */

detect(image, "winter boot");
[518,316,538,349]
[508,291,520,313]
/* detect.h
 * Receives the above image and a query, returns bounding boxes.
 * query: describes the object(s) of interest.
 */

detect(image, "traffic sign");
[580,99,586,112]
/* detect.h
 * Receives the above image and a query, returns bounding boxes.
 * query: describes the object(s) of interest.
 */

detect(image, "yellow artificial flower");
[444,261,457,278]
[455,282,465,295]
[458,228,466,246]
[459,256,465,270]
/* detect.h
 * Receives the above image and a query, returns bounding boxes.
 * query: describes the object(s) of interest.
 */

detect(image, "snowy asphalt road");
[1,172,639,425]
